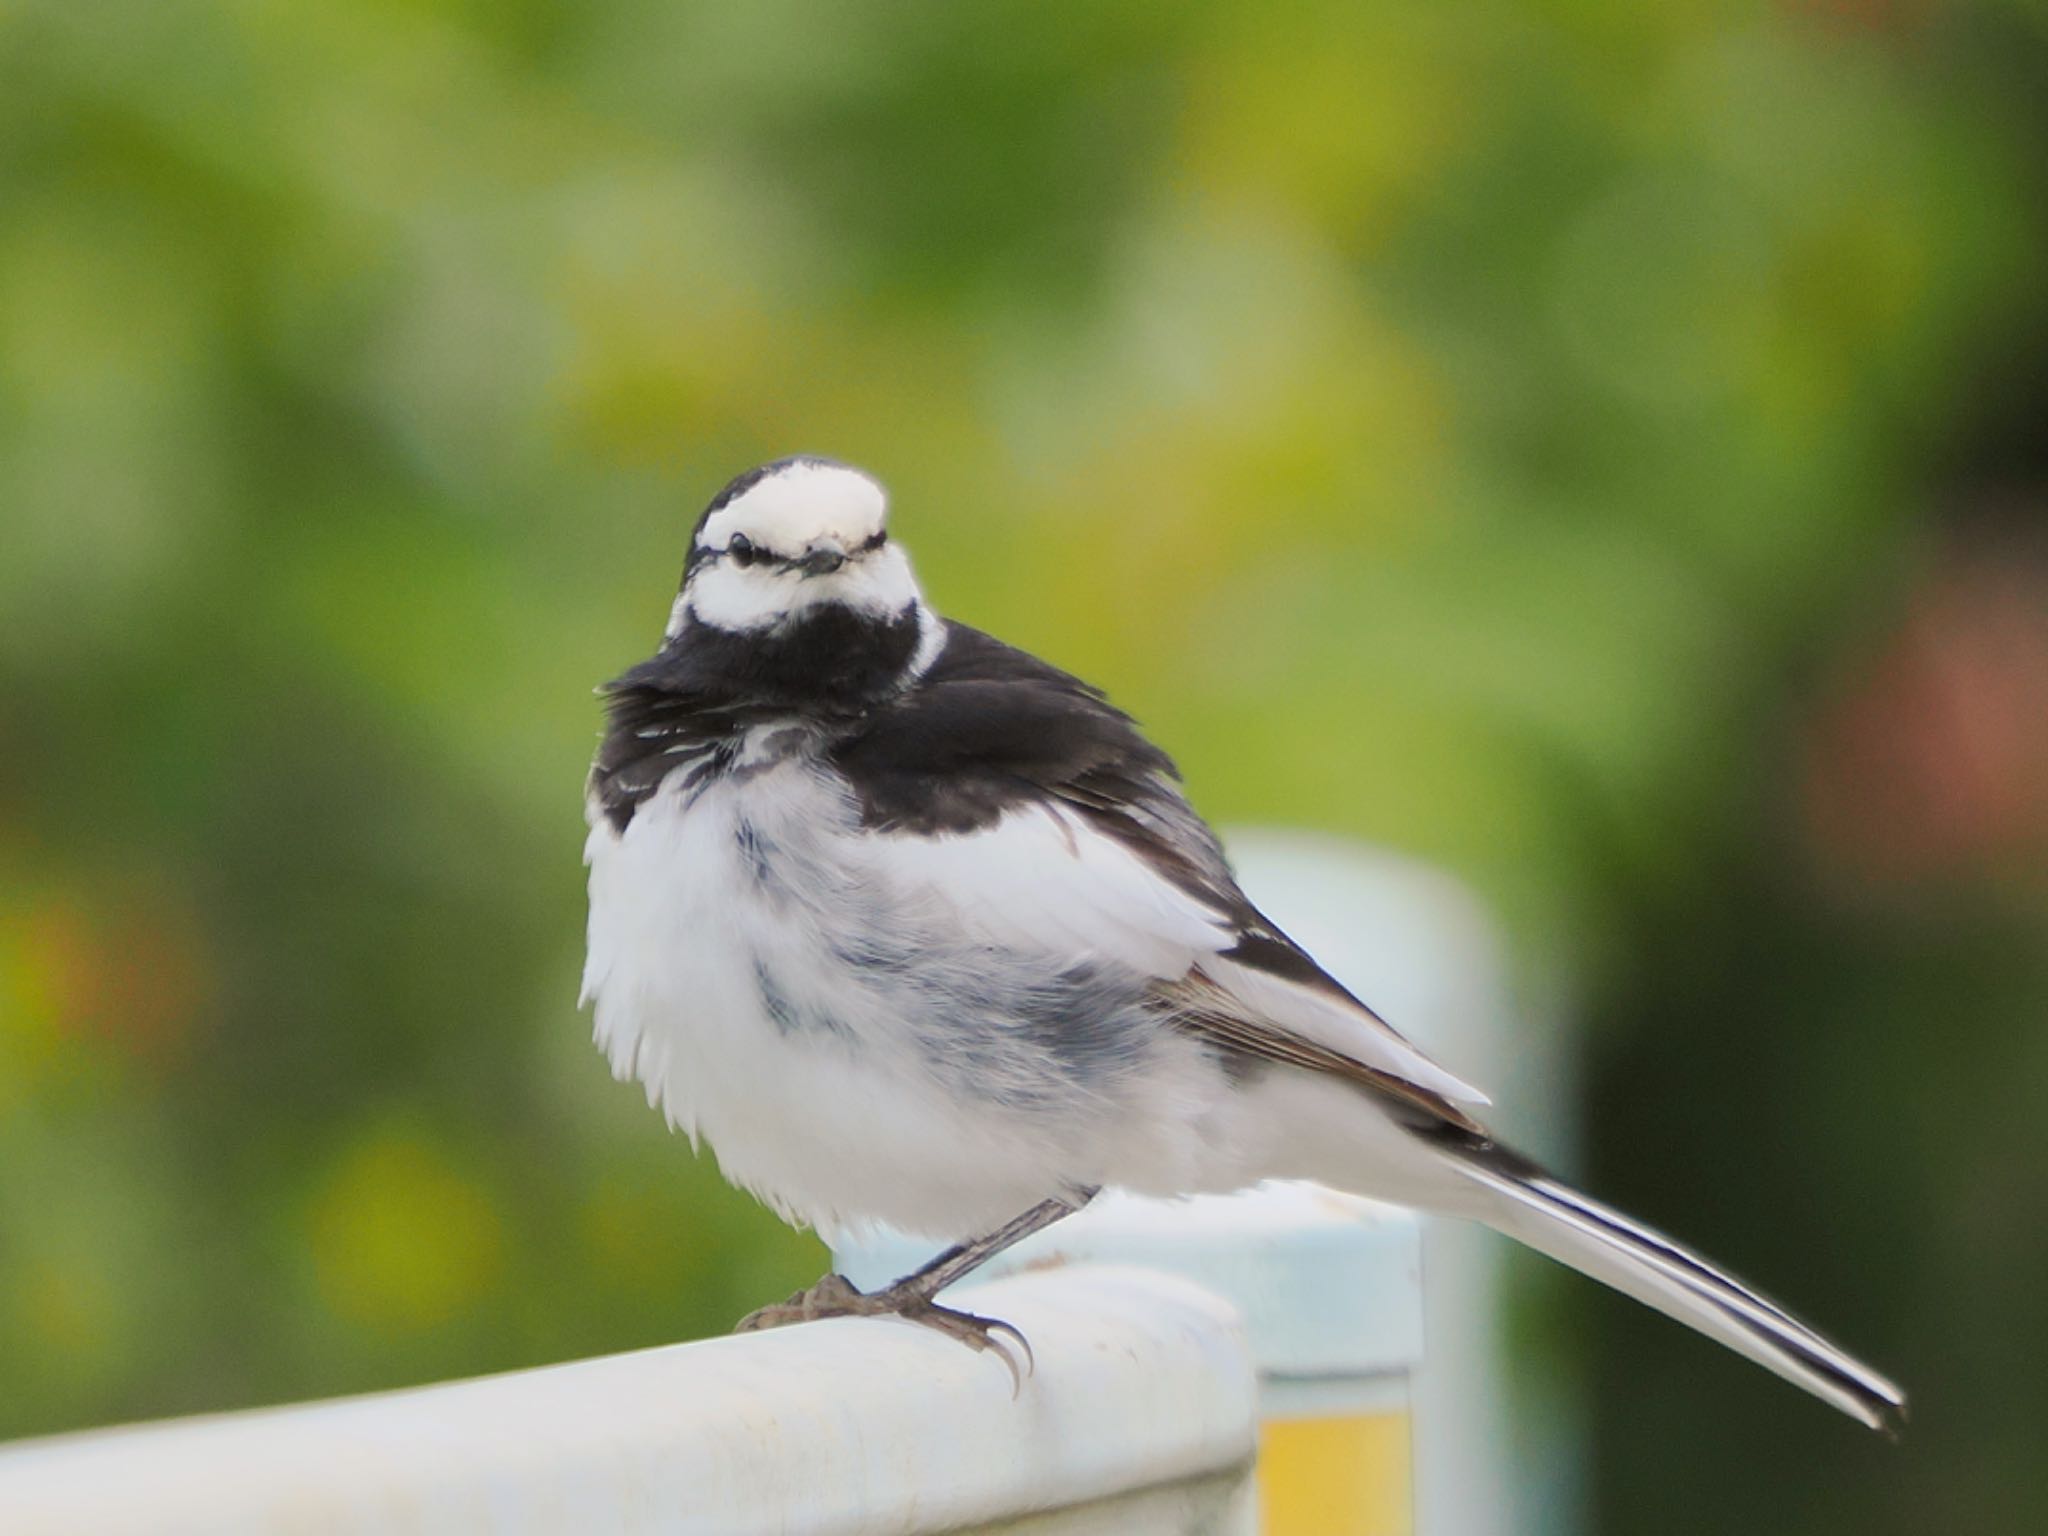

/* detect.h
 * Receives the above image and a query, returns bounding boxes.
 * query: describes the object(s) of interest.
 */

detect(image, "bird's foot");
[734,1272,1034,1391]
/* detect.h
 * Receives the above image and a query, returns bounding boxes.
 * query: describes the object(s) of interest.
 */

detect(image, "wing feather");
[837,623,1491,1119]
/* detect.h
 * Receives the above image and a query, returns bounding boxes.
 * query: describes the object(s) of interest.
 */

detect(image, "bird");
[580,454,1905,1432]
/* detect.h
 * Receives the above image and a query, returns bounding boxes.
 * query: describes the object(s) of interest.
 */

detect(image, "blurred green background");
[3,0,2046,1529]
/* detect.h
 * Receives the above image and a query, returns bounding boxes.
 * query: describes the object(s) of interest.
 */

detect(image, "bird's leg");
[734,1189,1097,1388]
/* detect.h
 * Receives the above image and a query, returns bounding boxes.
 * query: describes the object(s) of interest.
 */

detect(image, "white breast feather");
[582,755,1486,1236]
[583,765,1248,1235]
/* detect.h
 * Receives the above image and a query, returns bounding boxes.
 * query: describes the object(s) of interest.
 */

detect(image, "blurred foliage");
[1,0,2046,1530]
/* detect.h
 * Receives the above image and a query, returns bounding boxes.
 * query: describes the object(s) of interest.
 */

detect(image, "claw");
[733,1272,1035,1392]
[905,1299,1031,1395]
[980,1314,1037,1387]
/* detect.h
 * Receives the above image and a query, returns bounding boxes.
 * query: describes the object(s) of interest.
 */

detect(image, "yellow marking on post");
[1257,1411,1412,1536]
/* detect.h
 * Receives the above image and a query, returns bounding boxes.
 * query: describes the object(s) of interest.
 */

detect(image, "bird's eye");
[728,533,758,567]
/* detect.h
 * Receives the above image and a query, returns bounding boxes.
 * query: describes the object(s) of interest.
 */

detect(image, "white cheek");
[838,544,920,615]
[681,544,924,633]
[683,562,809,631]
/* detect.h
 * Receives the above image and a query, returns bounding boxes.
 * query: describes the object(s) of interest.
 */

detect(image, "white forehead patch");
[696,461,888,558]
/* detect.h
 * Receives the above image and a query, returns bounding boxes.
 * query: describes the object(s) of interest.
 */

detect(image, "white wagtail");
[582,456,1904,1431]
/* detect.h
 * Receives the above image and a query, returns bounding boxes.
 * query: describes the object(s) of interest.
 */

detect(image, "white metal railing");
[0,1267,1257,1536]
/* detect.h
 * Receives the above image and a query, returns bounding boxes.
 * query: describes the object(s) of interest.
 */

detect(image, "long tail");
[1426,1129,1906,1434]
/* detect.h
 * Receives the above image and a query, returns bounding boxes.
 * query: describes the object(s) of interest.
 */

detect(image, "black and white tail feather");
[1424,1129,1905,1434]
[582,455,1907,1434]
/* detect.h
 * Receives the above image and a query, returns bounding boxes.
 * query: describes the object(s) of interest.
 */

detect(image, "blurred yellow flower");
[307,1128,504,1334]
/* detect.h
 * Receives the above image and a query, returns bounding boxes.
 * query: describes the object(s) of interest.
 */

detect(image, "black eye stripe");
[726,529,884,567]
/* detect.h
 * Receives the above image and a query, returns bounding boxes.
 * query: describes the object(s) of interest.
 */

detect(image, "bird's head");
[670,456,921,639]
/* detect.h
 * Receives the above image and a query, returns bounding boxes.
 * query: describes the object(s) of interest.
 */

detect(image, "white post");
[0,1268,1258,1536]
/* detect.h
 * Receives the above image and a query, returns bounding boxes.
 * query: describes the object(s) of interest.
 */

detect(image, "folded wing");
[835,623,1489,1122]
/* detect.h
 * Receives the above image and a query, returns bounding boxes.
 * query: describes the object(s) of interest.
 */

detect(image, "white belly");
[581,756,1243,1240]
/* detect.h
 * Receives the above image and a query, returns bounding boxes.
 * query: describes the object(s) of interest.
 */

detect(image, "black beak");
[797,543,848,577]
